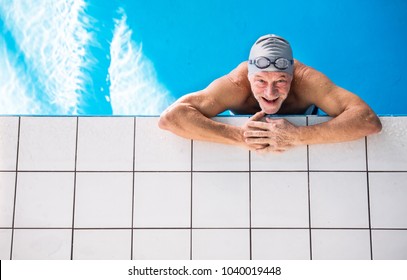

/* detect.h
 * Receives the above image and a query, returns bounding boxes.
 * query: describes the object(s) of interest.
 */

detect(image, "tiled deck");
[0,116,406,260]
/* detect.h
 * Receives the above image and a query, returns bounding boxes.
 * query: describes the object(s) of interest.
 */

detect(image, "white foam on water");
[0,1,173,115]
[0,38,45,114]
[108,8,174,115]
[0,0,93,115]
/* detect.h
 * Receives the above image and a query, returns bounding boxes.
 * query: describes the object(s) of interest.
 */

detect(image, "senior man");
[159,34,382,153]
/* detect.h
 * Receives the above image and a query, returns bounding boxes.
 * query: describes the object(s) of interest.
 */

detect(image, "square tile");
[310,172,369,228]
[192,173,249,228]
[308,117,367,171]
[133,173,191,228]
[252,229,310,260]
[193,117,249,171]
[73,229,131,260]
[192,229,250,260]
[369,173,407,228]
[0,172,16,227]
[311,229,371,260]
[367,117,407,171]
[12,229,71,260]
[0,117,19,170]
[18,117,77,171]
[251,172,309,227]
[372,230,407,260]
[251,117,307,171]
[0,229,12,260]
[74,173,133,228]
[133,229,190,260]
[136,117,191,171]
[77,117,134,171]
[14,172,74,227]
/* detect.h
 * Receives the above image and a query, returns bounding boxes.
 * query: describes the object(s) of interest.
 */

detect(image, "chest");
[278,93,310,114]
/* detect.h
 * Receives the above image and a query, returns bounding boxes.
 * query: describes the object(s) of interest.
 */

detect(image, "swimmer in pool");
[159,34,382,153]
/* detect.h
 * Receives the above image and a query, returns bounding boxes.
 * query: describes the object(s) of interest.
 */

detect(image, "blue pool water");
[0,0,406,116]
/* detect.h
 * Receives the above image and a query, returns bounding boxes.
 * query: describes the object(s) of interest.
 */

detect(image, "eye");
[255,80,267,88]
[275,79,288,86]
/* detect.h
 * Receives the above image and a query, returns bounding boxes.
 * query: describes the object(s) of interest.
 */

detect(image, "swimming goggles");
[248,56,293,70]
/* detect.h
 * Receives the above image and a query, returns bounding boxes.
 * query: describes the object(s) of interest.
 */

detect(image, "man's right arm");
[158,91,243,145]
[158,63,265,150]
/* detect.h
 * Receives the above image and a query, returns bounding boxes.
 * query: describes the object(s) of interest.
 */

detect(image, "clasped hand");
[242,111,300,153]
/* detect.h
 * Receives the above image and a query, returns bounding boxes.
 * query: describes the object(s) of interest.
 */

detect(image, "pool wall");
[0,116,406,259]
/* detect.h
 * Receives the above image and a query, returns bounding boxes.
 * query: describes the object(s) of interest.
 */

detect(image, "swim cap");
[248,34,294,76]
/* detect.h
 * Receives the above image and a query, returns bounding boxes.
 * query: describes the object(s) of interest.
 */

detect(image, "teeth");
[263,97,278,102]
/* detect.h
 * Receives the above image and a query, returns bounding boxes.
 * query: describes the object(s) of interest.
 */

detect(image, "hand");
[243,117,301,153]
[240,111,269,151]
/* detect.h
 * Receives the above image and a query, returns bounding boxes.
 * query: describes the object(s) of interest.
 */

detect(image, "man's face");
[249,71,292,114]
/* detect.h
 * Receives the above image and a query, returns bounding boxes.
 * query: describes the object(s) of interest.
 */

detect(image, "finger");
[257,147,285,154]
[246,137,271,145]
[255,144,287,154]
[265,117,277,123]
[247,144,268,151]
[244,131,269,138]
[265,118,285,126]
[249,111,266,121]
[249,144,268,150]
[254,144,274,154]
[247,121,270,130]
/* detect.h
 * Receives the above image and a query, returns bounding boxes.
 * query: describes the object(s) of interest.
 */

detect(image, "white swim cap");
[248,34,294,76]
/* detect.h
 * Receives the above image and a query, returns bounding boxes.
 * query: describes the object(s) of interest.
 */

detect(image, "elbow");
[158,103,185,131]
[365,111,382,135]
[370,118,382,135]
[158,109,172,131]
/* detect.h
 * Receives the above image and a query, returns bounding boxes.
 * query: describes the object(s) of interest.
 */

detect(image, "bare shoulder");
[293,60,333,87]
[173,62,254,117]
[292,60,369,116]
[226,61,251,90]
[225,62,261,114]
[291,60,335,102]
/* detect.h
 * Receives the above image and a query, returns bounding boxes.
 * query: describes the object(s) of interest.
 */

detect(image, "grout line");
[306,116,313,260]
[130,117,137,260]
[249,150,253,260]
[359,170,407,173]
[7,226,406,230]
[370,228,407,231]
[8,170,133,173]
[4,169,407,173]
[190,140,194,260]
[365,136,374,260]
[13,227,122,230]
[77,228,189,230]
[9,116,21,260]
[70,117,79,260]
[253,227,374,230]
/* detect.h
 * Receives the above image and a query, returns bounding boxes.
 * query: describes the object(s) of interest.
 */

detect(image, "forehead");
[254,71,290,79]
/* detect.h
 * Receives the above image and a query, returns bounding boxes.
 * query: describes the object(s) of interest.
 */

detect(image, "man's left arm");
[244,66,382,152]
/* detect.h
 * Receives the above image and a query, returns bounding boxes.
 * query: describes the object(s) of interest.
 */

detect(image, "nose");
[264,84,277,98]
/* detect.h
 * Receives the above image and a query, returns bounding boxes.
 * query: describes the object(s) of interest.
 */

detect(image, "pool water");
[0,0,406,116]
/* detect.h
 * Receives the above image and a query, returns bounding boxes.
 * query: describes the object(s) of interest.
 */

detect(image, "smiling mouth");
[262,96,279,105]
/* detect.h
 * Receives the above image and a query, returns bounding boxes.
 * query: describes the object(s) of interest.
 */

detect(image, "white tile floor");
[0,116,406,260]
